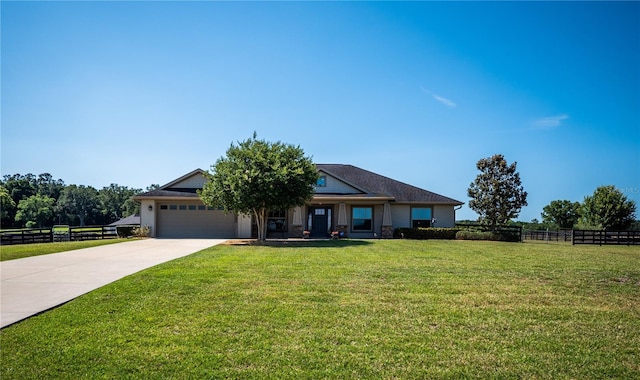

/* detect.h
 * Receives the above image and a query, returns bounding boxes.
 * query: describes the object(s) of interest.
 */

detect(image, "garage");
[156,202,236,238]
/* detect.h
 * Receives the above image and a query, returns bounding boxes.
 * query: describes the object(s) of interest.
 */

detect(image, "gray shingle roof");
[135,164,463,205]
[316,164,463,205]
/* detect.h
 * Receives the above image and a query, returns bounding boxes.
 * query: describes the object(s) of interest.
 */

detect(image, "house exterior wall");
[140,200,156,237]
[390,205,411,229]
[434,205,456,228]
[144,200,458,239]
[389,204,457,229]
[237,214,252,238]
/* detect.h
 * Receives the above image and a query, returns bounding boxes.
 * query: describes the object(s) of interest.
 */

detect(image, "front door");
[309,207,332,237]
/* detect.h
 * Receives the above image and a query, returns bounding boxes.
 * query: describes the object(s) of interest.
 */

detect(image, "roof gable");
[315,170,364,195]
[160,169,207,191]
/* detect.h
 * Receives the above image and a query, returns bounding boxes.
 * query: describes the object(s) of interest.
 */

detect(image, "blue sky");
[2,1,639,222]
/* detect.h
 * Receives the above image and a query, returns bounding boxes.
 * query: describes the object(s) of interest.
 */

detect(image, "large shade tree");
[56,185,100,226]
[467,154,528,229]
[541,199,582,229]
[199,133,318,241]
[99,184,142,223]
[581,185,636,230]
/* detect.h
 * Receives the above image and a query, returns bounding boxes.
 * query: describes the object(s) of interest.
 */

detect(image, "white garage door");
[157,202,236,238]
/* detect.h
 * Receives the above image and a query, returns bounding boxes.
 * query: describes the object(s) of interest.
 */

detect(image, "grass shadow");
[224,239,373,248]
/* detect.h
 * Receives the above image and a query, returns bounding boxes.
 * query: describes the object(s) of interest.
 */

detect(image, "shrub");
[117,225,150,238]
[116,226,136,238]
[132,225,151,238]
[455,230,521,242]
[394,228,461,240]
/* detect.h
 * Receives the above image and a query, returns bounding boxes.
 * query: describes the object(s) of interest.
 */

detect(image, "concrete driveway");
[0,238,226,328]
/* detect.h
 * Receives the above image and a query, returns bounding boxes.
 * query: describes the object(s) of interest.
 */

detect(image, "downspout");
[454,204,463,225]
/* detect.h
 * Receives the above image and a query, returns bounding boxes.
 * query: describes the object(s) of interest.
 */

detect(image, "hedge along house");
[134,164,463,239]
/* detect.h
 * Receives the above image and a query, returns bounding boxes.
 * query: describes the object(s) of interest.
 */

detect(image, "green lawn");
[0,239,128,261]
[1,240,638,379]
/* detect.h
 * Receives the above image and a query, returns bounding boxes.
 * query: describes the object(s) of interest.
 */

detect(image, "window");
[316,176,326,187]
[268,210,287,232]
[160,205,168,210]
[198,205,206,211]
[412,207,432,228]
[169,205,177,210]
[188,205,196,211]
[352,207,373,231]
[179,205,187,210]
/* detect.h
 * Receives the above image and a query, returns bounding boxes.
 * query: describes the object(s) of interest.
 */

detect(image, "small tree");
[199,133,318,241]
[541,200,581,229]
[467,154,528,229]
[581,186,636,230]
[15,194,55,228]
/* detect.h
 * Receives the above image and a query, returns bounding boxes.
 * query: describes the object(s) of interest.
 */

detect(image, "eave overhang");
[311,195,395,203]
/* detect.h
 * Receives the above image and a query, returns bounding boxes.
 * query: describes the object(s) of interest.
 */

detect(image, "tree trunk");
[254,208,268,241]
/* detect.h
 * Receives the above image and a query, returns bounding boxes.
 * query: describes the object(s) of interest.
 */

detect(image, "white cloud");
[432,94,457,109]
[421,86,457,109]
[532,114,569,129]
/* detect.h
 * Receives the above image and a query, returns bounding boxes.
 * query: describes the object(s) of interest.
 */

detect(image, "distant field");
[1,240,638,379]
[0,239,127,261]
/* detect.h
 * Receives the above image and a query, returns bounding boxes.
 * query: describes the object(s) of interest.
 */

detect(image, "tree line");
[0,173,158,229]
[466,154,637,231]
[538,186,637,230]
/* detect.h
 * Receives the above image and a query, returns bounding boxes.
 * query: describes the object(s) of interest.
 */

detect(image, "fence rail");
[523,230,573,242]
[69,226,118,241]
[0,226,119,245]
[0,228,53,245]
[572,230,640,245]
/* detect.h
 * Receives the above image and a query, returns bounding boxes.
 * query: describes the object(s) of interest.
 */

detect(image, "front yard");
[1,240,638,378]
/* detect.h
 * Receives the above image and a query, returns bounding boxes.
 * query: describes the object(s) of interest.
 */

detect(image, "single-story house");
[133,164,463,239]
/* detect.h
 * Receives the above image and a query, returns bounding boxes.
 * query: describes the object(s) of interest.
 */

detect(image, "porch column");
[292,206,304,238]
[381,202,393,239]
[337,202,348,238]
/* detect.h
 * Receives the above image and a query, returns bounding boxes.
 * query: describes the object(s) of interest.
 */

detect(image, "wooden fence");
[572,230,640,246]
[0,226,119,245]
[523,229,573,242]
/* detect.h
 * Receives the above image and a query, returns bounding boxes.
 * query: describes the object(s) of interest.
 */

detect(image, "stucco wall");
[389,204,457,229]
[237,214,252,238]
[433,205,456,228]
[140,200,156,237]
[390,205,411,229]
